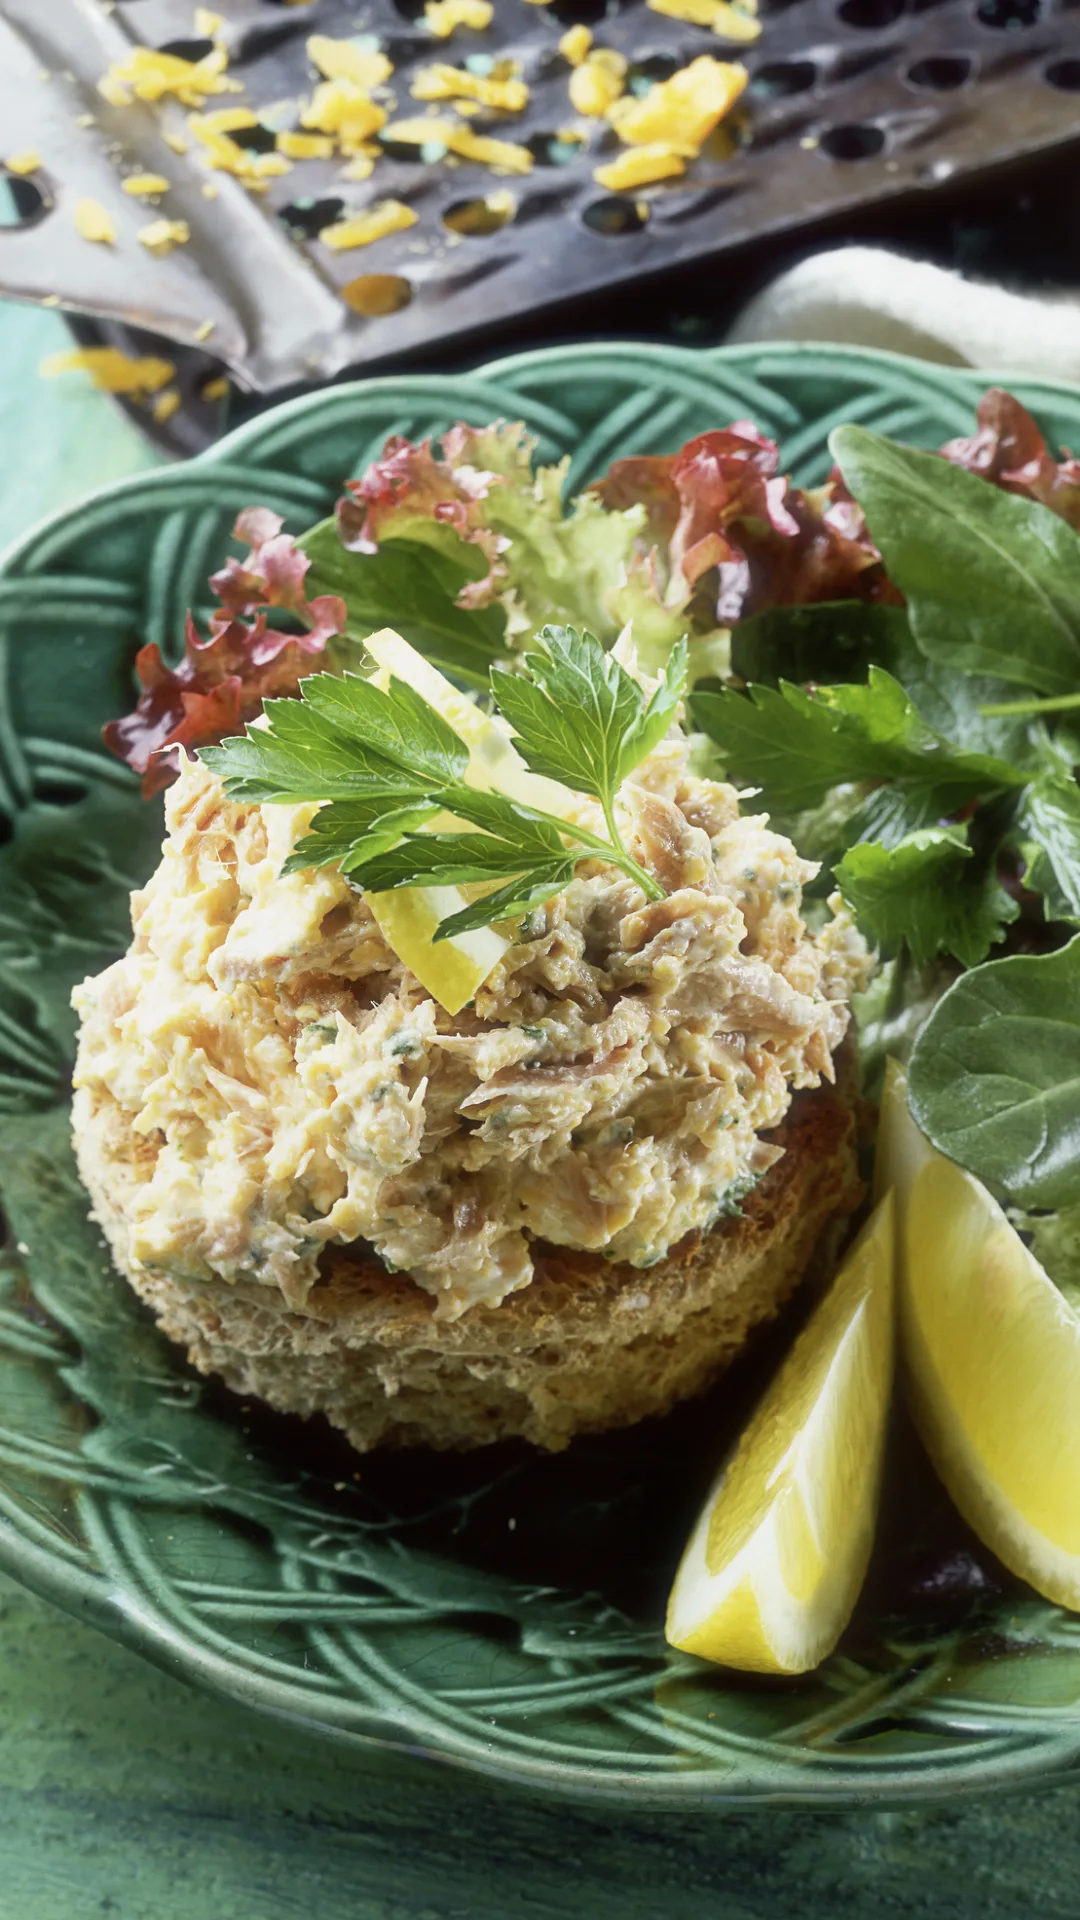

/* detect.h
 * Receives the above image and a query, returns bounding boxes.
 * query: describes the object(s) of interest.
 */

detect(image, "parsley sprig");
[201,627,686,942]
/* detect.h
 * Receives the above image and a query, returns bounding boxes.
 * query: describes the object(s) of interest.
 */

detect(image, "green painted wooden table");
[3,298,1080,1920]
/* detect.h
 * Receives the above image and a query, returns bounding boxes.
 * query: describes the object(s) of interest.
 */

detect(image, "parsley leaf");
[835,827,1019,969]
[691,668,1024,816]
[203,629,685,942]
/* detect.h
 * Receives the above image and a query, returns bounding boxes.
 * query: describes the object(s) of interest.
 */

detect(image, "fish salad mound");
[72,731,869,1322]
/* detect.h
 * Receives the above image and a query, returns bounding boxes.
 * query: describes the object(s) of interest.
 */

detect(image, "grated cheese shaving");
[39,347,175,396]
[444,126,533,172]
[594,143,686,189]
[320,199,417,249]
[5,149,42,175]
[74,198,117,244]
[277,129,335,158]
[121,172,171,196]
[202,375,229,400]
[424,0,493,35]
[569,54,626,116]
[194,8,225,34]
[306,36,393,90]
[606,55,748,152]
[98,44,242,109]
[301,79,388,153]
[558,25,592,65]
[339,152,377,180]
[412,61,528,112]
[189,114,293,178]
[152,389,182,423]
[646,0,761,38]
[138,216,191,255]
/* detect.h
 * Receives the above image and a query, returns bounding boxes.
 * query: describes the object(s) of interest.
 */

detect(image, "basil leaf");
[830,425,1080,697]
[302,521,506,689]
[907,933,1080,1207]
[835,827,1018,968]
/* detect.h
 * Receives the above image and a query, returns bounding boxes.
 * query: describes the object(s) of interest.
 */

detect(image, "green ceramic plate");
[3,341,1080,1808]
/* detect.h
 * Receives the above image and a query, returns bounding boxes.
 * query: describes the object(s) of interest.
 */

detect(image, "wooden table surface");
[2,299,1079,1920]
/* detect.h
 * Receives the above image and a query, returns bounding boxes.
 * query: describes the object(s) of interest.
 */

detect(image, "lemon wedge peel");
[666,1195,895,1674]
[880,1064,1080,1611]
[349,629,577,1015]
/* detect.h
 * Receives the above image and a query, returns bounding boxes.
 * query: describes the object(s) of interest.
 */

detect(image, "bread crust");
[73,1068,863,1452]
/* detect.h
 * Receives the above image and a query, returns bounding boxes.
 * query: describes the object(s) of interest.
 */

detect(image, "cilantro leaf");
[830,425,1080,698]
[692,668,1023,816]
[835,828,1019,968]
[204,633,673,942]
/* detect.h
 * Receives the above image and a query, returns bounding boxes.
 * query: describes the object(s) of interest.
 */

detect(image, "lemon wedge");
[666,1196,895,1673]
[879,1064,1080,1611]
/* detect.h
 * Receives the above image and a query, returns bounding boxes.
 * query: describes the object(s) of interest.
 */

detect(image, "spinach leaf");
[301,520,506,688]
[830,426,1080,697]
[835,827,1018,968]
[1017,777,1080,923]
[907,933,1080,1208]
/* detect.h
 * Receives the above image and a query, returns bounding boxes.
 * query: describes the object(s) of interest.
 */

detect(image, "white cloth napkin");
[724,245,1080,380]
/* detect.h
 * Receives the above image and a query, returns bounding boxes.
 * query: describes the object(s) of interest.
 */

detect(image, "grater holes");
[752,59,818,95]
[1044,57,1080,86]
[837,0,905,24]
[975,0,1042,24]
[820,121,887,156]
[626,55,682,94]
[341,274,413,316]
[157,38,217,61]
[278,196,347,238]
[443,194,516,234]
[582,196,649,233]
[525,130,586,165]
[227,123,281,154]
[906,54,975,86]
[0,170,51,229]
[543,0,635,22]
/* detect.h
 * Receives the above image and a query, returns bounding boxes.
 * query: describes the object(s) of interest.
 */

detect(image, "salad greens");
[105,384,1080,1226]
[204,629,686,942]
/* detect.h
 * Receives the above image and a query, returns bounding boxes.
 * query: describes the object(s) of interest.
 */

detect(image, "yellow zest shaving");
[5,149,42,175]
[164,131,190,154]
[138,216,191,255]
[411,62,528,112]
[189,114,293,178]
[277,129,335,158]
[647,0,761,37]
[301,79,388,152]
[307,36,393,89]
[193,318,215,340]
[424,0,493,35]
[152,389,182,423]
[607,55,748,151]
[121,172,171,196]
[444,126,533,172]
[558,25,592,65]
[74,198,116,244]
[339,152,377,180]
[569,51,627,116]
[194,7,225,34]
[382,116,455,144]
[594,143,686,189]
[39,347,175,396]
[320,199,417,249]
[98,44,241,109]
[202,375,229,401]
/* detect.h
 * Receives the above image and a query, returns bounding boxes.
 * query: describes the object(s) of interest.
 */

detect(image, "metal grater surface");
[1,0,1080,392]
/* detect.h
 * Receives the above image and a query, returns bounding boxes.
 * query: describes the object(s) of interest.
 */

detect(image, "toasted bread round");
[73,1069,862,1452]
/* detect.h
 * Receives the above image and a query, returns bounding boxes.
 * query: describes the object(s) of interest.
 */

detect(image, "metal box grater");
[1,0,1079,396]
